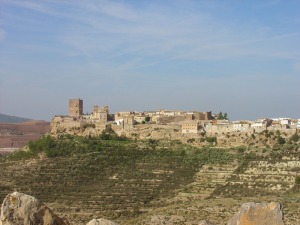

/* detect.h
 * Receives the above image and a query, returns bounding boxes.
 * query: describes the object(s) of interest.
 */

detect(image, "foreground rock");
[86,218,118,225]
[0,192,69,225]
[0,192,285,225]
[227,202,284,225]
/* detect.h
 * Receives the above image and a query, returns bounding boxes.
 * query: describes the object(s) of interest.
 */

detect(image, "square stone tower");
[69,99,83,117]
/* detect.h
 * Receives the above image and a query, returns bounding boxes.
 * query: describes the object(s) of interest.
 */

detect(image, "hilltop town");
[1,99,299,225]
[51,99,300,148]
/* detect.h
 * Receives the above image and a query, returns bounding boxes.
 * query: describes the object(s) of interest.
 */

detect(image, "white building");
[232,121,251,132]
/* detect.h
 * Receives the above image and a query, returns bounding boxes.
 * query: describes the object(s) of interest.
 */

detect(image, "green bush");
[82,123,96,129]
[205,136,217,143]
[8,150,35,160]
[290,133,300,142]
[194,147,234,164]
[295,176,300,185]
[187,138,195,143]
[237,146,246,153]
[277,136,286,145]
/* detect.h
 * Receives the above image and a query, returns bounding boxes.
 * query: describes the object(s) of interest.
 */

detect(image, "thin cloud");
[81,0,138,21]
[0,29,6,41]
[3,0,299,64]
[294,62,300,72]
[1,0,52,14]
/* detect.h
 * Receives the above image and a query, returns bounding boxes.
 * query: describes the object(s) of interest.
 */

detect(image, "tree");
[290,133,300,142]
[145,116,151,122]
[223,112,228,120]
[217,112,223,120]
[277,136,286,145]
[217,112,228,120]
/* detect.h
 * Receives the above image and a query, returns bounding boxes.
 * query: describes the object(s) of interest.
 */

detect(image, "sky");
[0,0,299,121]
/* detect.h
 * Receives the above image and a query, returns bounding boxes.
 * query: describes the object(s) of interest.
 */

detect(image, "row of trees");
[217,112,228,120]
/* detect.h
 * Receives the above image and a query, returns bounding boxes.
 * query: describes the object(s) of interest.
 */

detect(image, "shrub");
[295,176,300,185]
[82,123,95,129]
[277,136,286,145]
[290,133,300,142]
[187,138,195,143]
[206,137,217,144]
[8,150,35,160]
[265,132,271,138]
[100,125,122,140]
[237,146,246,153]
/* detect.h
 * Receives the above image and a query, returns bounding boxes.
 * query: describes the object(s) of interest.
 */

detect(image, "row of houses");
[114,110,213,125]
[182,118,300,134]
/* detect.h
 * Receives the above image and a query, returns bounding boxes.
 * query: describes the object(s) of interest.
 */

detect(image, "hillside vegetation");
[0,132,300,224]
[0,134,235,224]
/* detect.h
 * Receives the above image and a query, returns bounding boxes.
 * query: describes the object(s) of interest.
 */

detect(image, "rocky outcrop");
[0,192,69,225]
[85,218,118,225]
[227,202,284,225]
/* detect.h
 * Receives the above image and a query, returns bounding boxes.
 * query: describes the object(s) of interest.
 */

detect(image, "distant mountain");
[0,113,31,123]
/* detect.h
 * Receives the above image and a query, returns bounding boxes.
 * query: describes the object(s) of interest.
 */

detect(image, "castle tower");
[93,105,99,113]
[69,99,83,117]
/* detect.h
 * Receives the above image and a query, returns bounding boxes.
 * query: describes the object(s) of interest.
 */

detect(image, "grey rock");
[0,192,69,225]
[227,202,284,225]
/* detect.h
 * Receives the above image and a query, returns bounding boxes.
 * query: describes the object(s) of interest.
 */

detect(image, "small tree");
[223,112,228,120]
[217,112,228,120]
[206,136,217,144]
[277,136,286,145]
[290,133,300,142]
[145,116,151,122]
[217,112,223,120]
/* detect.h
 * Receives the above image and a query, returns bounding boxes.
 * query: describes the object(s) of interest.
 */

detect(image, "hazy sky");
[0,0,299,121]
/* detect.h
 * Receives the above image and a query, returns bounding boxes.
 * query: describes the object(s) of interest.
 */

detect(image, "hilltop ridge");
[0,113,31,123]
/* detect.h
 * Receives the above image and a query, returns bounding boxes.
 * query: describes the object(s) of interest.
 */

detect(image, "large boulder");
[86,218,118,225]
[227,202,284,225]
[0,192,69,225]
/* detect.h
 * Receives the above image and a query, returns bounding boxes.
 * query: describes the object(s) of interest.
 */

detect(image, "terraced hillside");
[209,154,300,225]
[1,134,300,225]
[0,135,236,224]
[124,148,300,225]
[173,162,239,201]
